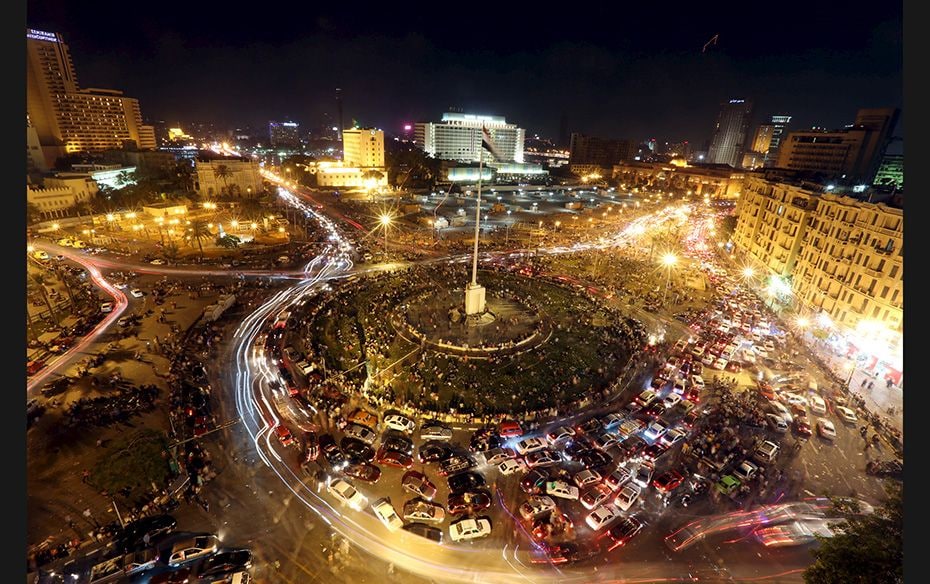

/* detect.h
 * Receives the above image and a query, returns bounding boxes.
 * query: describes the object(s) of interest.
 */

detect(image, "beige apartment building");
[613,160,745,198]
[793,193,903,333]
[731,175,816,277]
[732,176,903,336]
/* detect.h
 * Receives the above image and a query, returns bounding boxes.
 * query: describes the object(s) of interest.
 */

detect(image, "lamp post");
[661,253,677,305]
[380,214,392,256]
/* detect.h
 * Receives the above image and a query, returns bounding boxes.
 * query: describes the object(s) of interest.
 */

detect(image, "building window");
[881,286,889,299]
[890,264,899,278]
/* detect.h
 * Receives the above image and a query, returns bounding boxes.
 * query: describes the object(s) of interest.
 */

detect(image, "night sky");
[26,1,903,148]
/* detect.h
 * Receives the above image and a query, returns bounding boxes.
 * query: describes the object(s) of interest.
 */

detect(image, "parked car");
[447,489,493,515]
[371,497,405,531]
[343,462,382,484]
[448,471,486,494]
[653,470,685,494]
[343,423,377,445]
[836,406,858,424]
[420,424,454,441]
[585,505,618,531]
[580,483,613,510]
[603,467,633,491]
[403,497,446,523]
[817,418,837,440]
[328,478,368,510]
[166,534,220,567]
[606,515,645,548]
[544,480,580,500]
[383,413,416,434]
[402,470,437,500]
[402,522,443,544]
[448,516,492,542]
[498,457,528,475]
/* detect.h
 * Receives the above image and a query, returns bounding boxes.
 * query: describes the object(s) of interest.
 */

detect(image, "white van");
[753,440,780,465]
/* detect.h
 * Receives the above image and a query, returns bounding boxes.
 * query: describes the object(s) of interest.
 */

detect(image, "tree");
[187,219,211,260]
[803,483,902,584]
[720,214,738,239]
[216,234,241,249]
[213,164,233,196]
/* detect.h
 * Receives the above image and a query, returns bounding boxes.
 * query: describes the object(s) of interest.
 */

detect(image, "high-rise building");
[569,133,634,167]
[751,124,775,154]
[764,114,792,166]
[873,154,903,189]
[707,99,753,167]
[342,128,385,167]
[414,113,524,163]
[268,121,300,149]
[26,28,155,168]
[776,108,899,184]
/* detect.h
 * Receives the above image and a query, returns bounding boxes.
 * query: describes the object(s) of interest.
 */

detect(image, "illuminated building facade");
[873,154,903,189]
[776,108,899,184]
[342,128,385,167]
[414,113,524,163]
[707,99,753,167]
[26,28,156,167]
[194,154,264,197]
[269,121,301,149]
[612,160,744,198]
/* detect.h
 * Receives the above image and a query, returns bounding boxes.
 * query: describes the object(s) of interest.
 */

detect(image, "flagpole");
[471,155,483,286]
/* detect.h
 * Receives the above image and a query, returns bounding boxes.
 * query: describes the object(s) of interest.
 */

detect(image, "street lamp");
[380,214,392,255]
[660,253,678,304]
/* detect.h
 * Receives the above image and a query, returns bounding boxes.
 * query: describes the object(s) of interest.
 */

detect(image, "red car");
[447,489,493,515]
[499,419,524,438]
[793,417,813,438]
[376,448,413,469]
[275,424,295,447]
[652,470,685,493]
[402,470,437,499]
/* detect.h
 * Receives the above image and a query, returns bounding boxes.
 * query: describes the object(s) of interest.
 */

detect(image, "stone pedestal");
[464,283,486,315]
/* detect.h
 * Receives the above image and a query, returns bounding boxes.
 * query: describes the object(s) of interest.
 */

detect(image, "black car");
[381,431,414,456]
[577,449,613,470]
[563,436,596,462]
[115,514,177,552]
[340,437,376,463]
[469,428,504,453]
[618,436,648,460]
[574,417,602,436]
[343,462,382,484]
[644,401,667,417]
[520,469,549,494]
[402,522,443,543]
[530,541,598,565]
[320,434,348,470]
[439,455,478,477]
[447,471,486,494]
[197,548,253,578]
[40,376,71,397]
[418,441,454,464]
[606,515,644,548]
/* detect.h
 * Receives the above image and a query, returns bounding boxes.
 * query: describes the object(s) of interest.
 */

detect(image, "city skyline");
[26,0,902,148]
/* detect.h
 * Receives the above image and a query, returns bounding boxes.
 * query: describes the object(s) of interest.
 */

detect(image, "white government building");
[415,113,525,163]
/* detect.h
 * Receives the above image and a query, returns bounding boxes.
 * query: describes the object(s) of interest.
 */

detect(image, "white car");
[766,413,789,433]
[483,447,515,466]
[526,449,561,468]
[661,427,687,447]
[632,463,654,489]
[546,425,575,445]
[600,413,626,430]
[573,469,602,488]
[328,478,368,510]
[783,393,809,408]
[643,420,669,441]
[167,534,220,567]
[514,437,547,455]
[742,350,757,364]
[732,459,759,483]
[449,517,492,542]
[343,423,377,445]
[420,424,454,441]
[100,302,114,313]
[604,466,633,491]
[701,353,717,366]
[545,480,580,500]
[690,375,705,389]
[580,484,613,510]
[662,393,682,410]
[149,259,165,265]
[768,400,793,424]
[130,289,145,298]
[809,395,827,415]
[519,495,557,520]
[384,414,416,434]
[614,484,642,511]
[836,406,858,424]
[498,458,528,475]
[371,498,404,531]
[585,505,619,531]
[712,357,729,370]
[817,418,837,440]
[672,379,687,395]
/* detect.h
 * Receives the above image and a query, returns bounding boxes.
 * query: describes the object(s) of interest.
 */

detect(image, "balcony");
[863,266,884,278]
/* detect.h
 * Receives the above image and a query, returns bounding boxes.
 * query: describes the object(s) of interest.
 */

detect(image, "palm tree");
[188,219,211,260]
[28,272,57,323]
[213,165,233,196]
[53,267,78,311]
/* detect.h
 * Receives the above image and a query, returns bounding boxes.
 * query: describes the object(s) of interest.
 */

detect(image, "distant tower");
[707,98,753,167]
[336,88,344,142]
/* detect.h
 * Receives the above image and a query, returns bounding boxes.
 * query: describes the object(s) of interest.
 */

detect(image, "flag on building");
[481,126,503,160]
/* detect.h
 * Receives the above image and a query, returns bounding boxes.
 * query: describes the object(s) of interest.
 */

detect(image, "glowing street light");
[379,214,393,254]
[742,267,755,279]
[660,253,678,304]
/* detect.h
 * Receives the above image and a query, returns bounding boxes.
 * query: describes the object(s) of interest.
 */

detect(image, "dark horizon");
[26,1,903,148]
